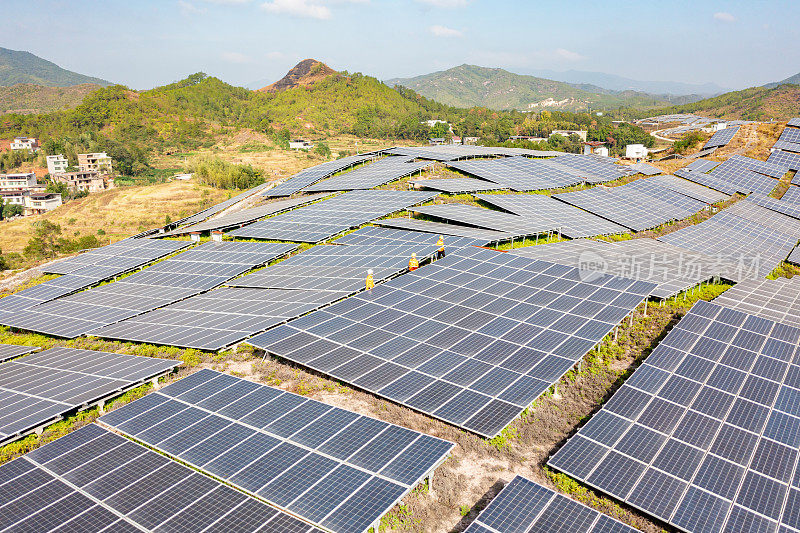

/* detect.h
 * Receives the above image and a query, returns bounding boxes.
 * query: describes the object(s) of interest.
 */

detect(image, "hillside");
[0,83,101,114]
[259,59,336,92]
[650,84,800,121]
[764,72,800,89]
[0,47,112,87]
[386,64,672,112]
[528,68,727,96]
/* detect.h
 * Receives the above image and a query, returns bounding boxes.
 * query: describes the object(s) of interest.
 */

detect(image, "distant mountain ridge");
[648,84,800,121]
[764,72,800,89]
[527,68,728,96]
[0,47,112,87]
[385,64,675,112]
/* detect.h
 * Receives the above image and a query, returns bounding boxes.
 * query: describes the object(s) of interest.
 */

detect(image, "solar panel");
[788,118,800,128]
[724,200,800,237]
[628,162,662,176]
[385,145,561,162]
[0,242,296,338]
[780,127,800,144]
[554,179,706,232]
[747,194,800,221]
[334,226,484,248]
[89,288,345,351]
[229,242,443,292]
[411,203,559,237]
[790,246,800,265]
[658,212,798,279]
[304,156,431,192]
[262,154,375,197]
[677,155,785,196]
[374,217,515,243]
[160,193,331,236]
[768,150,800,172]
[175,182,271,227]
[100,369,454,532]
[511,238,732,299]
[0,239,192,315]
[684,159,720,173]
[0,347,179,446]
[703,126,740,150]
[474,193,628,238]
[784,187,800,205]
[0,424,323,533]
[712,277,800,328]
[228,190,438,242]
[771,140,800,153]
[550,154,631,184]
[549,300,800,533]
[0,344,37,363]
[248,246,654,438]
[464,475,638,533]
[447,157,586,191]
[410,177,506,194]
[648,174,729,204]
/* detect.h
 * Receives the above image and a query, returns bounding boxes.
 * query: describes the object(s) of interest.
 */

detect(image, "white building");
[0,172,38,191]
[289,140,314,150]
[582,141,609,157]
[24,192,62,215]
[421,119,448,128]
[550,130,588,142]
[78,152,113,173]
[46,155,69,175]
[10,137,38,151]
[625,144,649,161]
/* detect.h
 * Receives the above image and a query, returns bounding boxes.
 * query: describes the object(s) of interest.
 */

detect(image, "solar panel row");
[677,155,783,196]
[305,156,431,192]
[248,246,654,438]
[262,154,376,197]
[464,475,638,533]
[228,190,438,242]
[100,369,454,533]
[550,154,632,184]
[772,140,800,154]
[385,145,560,162]
[768,150,800,172]
[334,226,485,249]
[411,203,560,238]
[0,344,38,363]
[549,300,800,533]
[787,118,800,128]
[375,217,515,243]
[175,182,271,226]
[713,276,800,329]
[703,126,740,150]
[648,174,729,204]
[410,177,506,194]
[0,347,179,446]
[446,157,585,191]
[0,423,324,533]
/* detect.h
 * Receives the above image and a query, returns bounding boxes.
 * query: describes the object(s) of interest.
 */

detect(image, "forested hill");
[647,84,800,121]
[0,47,112,87]
[386,64,673,112]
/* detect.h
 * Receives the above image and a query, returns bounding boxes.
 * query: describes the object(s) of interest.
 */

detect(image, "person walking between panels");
[408,253,419,271]
[436,235,445,260]
[366,269,374,290]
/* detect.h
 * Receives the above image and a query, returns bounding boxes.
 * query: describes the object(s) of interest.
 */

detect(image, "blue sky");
[4,0,799,91]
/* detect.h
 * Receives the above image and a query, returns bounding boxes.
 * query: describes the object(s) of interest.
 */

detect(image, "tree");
[313,141,331,158]
[2,204,23,219]
[23,220,63,260]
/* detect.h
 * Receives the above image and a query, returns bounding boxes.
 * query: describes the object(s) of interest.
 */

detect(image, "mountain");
[527,69,728,96]
[0,83,102,114]
[258,59,337,93]
[0,47,112,87]
[650,84,800,121]
[385,64,672,112]
[764,72,800,89]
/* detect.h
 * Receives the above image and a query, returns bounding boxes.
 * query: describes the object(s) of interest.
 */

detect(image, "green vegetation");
[0,148,36,172]
[0,83,102,114]
[0,47,112,87]
[22,219,104,260]
[650,83,800,121]
[672,131,704,153]
[188,156,264,189]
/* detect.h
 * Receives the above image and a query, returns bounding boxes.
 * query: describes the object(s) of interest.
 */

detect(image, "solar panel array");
[747,193,800,221]
[659,211,799,279]
[447,157,585,191]
[374,217,515,243]
[648,174,729,204]
[780,127,800,144]
[0,241,296,338]
[676,155,783,196]
[0,347,179,446]
[100,369,454,532]
[629,161,662,176]
[685,159,721,173]
[713,277,800,328]
[788,118,800,128]
[176,182,271,226]
[228,190,438,242]
[554,179,707,232]
[0,239,192,315]
[89,288,344,351]
[772,140,800,153]
[411,203,560,238]
[334,226,484,248]
[305,156,431,192]
[784,187,800,205]
[248,246,654,438]
[410,177,506,194]
[0,423,324,533]
[160,193,330,236]
[769,150,800,172]
[474,193,628,238]
[550,154,631,184]
[549,300,800,533]
[229,242,442,293]
[0,344,37,363]
[464,475,638,533]
[262,154,375,197]
[385,145,561,162]
[724,200,800,237]
[703,126,740,150]
[511,238,732,299]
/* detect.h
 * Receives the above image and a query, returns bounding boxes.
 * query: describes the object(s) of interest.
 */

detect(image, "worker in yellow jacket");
[436,235,445,259]
[409,253,419,271]
[366,269,374,290]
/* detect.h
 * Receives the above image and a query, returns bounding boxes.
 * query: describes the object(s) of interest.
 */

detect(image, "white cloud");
[713,11,735,23]
[221,52,252,63]
[201,0,251,4]
[429,24,463,37]
[554,48,585,62]
[261,0,331,18]
[178,1,207,14]
[416,0,468,7]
